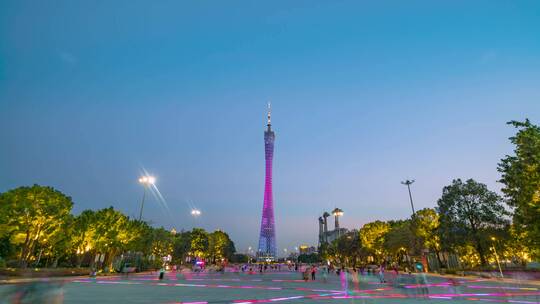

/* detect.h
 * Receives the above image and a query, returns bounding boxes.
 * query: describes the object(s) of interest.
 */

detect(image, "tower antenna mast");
[267,102,271,126]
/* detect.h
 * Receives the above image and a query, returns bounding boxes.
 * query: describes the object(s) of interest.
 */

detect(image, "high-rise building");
[257,104,277,261]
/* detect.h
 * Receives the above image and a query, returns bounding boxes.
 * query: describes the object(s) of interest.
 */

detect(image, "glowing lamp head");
[139,175,156,185]
[191,209,201,216]
[332,208,344,217]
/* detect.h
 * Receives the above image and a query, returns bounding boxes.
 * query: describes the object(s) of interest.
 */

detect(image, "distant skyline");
[1,1,539,253]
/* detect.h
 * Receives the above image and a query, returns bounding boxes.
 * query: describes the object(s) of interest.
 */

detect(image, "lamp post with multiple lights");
[332,208,344,238]
[401,179,416,215]
[138,175,155,221]
[191,209,201,217]
[332,208,344,228]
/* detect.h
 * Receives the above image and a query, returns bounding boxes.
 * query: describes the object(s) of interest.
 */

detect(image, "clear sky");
[1,1,539,254]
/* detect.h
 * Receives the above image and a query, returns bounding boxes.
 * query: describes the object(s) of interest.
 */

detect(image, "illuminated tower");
[257,103,277,261]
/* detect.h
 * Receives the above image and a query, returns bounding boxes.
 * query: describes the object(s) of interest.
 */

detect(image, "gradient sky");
[1,1,539,254]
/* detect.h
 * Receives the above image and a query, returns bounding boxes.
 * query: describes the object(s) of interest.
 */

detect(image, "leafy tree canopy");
[0,185,73,267]
[437,178,509,265]
[498,119,540,257]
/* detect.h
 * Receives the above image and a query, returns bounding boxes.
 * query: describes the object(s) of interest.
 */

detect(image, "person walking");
[378,265,386,283]
[303,267,309,281]
[311,265,317,281]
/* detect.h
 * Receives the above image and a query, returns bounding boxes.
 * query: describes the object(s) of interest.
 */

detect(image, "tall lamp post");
[332,208,344,238]
[138,175,155,221]
[491,237,504,278]
[332,208,344,229]
[401,179,416,215]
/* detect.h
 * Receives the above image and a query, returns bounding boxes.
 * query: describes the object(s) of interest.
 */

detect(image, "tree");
[41,214,74,267]
[498,119,540,259]
[0,185,73,268]
[90,207,137,269]
[326,231,361,267]
[0,235,15,262]
[71,210,97,267]
[339,231,361,267]
[230,253,249,263]
[208,230,235,263]
[384,220,416,260]
[0,184,241,270]
[503,224,532,265]
[359,221,390,263]
[150,227,174,259]
[173,230,192,264]
[298,253,319,264]
[413,208,441,255]
[190,228,209,259]
[437,179,509,266]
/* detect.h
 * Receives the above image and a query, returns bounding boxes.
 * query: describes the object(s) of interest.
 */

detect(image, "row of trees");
[0,185,237,269]
[322,179,529,269]
[321,119,540,270]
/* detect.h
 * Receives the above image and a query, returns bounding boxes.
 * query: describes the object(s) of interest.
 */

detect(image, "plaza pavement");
[1,269,539,303]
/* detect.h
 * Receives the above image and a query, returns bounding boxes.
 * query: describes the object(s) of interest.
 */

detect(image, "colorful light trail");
[62,271,540,304]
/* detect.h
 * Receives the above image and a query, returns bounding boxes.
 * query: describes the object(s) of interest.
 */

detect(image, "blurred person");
[2,281,64,304]
[378,265,386,283]
[321,265,328,283]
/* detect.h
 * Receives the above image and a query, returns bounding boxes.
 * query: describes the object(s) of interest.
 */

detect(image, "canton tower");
[257,103,276,261]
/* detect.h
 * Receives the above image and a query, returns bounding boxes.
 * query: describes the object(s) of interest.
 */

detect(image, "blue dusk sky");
[1,1,539,253]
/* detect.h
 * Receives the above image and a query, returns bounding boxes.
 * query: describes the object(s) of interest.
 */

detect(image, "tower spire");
[267,102,271,127]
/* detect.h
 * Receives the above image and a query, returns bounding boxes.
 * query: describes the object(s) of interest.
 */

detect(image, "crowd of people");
[224,262,423,285]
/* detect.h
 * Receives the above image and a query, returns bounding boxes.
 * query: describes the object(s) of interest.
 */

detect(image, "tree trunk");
[435,249,444,268]
[473,235,487,266]
[24,236,38,266]
[76,254,83,268]
[469,220,487,267]
[22,225,42,267]
[19,230,31,268]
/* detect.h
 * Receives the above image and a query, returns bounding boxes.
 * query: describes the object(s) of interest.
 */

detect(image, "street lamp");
[401,179,416,215]
[191,209,201,217]
[491,236,504,278]
[332,208,344,238]
[138,175,155,221]
[332,208,344,225]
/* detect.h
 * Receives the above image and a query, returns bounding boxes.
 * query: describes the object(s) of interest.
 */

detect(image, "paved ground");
[1,270,539,303]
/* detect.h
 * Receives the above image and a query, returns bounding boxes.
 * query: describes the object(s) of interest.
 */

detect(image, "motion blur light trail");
[8,270,538,304]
